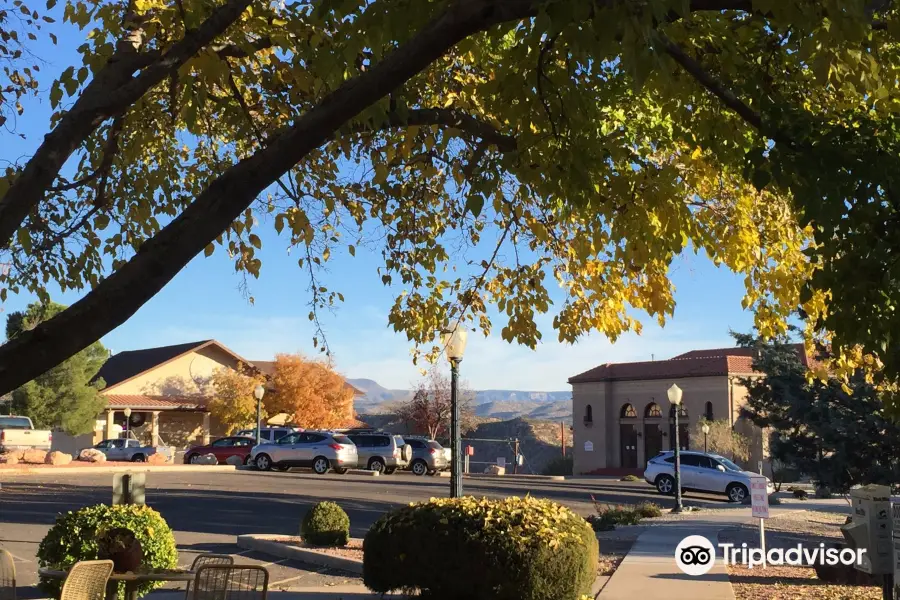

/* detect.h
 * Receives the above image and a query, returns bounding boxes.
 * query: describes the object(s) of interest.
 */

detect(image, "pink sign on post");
[750,476,770,519]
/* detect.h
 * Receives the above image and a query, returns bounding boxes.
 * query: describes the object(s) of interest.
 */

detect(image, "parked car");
[643,450,774,502]
[92,438,173,463]
[0,415,52,452]
[345,432,411,474]
[403,437,449,476]
[183,436,256,465]
[250,430,357,474]
[233,427,300,444]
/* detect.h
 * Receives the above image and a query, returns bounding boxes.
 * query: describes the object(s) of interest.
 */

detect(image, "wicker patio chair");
[191,565,268,600]
[0,549,16,600]
[59,560,114,600]
[184,554,234,600]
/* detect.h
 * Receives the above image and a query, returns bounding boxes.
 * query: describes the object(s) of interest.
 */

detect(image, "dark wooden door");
[619,424,638,468]
[644,424,663,464]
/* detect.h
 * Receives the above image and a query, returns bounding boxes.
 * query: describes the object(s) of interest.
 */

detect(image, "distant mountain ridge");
[347,378,572,421]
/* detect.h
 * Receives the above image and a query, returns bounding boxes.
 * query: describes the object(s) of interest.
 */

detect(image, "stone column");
[105,410,115,440]
[202,412,211,445]
[150,412,160,446]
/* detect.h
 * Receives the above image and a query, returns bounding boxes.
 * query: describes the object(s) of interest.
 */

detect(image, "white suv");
[643,451,774,502]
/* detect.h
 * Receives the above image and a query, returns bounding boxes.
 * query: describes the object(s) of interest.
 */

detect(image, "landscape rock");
[0,453,19,465]
[195,453,218,465]
[147,453,168,465]
[225,455,244,466]
[45,451,73,466]
[484,465,506,476]
[78,448,107,463]
[22,449,48,464]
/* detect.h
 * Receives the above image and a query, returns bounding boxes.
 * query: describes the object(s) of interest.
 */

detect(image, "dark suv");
[346,432,411,474]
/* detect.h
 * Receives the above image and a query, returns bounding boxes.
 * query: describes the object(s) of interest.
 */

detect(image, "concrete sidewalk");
[598,521,734,600]
[597,504,843,599]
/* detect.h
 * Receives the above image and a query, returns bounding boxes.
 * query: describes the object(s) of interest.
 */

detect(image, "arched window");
[644,402,662,418]
[585,404,593,423]
[705,401,714,421]
[669,404,688,418]
[620,404,637,418]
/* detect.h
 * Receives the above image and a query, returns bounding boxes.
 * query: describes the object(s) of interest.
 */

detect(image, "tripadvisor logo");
[675,535,867,575]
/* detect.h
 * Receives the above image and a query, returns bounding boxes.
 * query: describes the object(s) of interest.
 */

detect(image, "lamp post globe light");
[123,407,132,438]
[253,384,266,446]
[701,422,710,454]
[666,383,684,514]
[440,324,468,498]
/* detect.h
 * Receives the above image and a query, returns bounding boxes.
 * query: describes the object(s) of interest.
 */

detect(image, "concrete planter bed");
[237,534,364,575]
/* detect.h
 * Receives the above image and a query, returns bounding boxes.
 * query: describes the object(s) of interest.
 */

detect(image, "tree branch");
[0,0,767,394]
[351,108,517,152]
[655,32,796,148]
[0,0,255,252]
[212,36,273,58]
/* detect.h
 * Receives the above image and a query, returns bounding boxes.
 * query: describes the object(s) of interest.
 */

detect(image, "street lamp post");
[702,422,710,454]
[253,384,266,446]
[667,384,684,514]
[441,325,468,498]
[123,408,132,439]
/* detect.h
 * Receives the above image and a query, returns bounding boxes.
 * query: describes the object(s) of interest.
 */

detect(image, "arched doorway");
[669,404,690,451]
[643,402,664,462]
[619,404,638,468]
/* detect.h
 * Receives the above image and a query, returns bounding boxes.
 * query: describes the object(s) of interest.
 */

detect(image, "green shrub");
[588,504,642,531]
[541,456,573,476]
[635,502,662,518]
[301,501,350,547]
[619,474,641,482]
[37,504,177,599]
[814,485,833,499]
[363,496,598,600]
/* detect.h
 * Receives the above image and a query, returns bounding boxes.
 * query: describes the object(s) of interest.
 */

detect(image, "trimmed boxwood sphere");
[301,501,350,547]
[363,496,599,600]
[37,504,177,599]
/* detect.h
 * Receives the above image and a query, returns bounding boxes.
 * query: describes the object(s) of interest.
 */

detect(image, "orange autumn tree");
[267,354,355,429]
[208,362,268,434]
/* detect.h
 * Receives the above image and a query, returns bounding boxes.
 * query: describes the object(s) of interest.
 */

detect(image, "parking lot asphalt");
[0,469,727,591]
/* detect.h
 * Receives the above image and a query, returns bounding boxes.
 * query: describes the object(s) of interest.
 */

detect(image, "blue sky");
[1,13,756,391]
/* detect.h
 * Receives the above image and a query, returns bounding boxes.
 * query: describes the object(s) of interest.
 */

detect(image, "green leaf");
[49,82,62,108]
[94,214,109,230]
[465,194,484,217]
[751,168,772,191]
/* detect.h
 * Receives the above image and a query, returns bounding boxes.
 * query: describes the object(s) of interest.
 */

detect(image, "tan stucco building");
[568,346,804,475]
[89,340,363,449]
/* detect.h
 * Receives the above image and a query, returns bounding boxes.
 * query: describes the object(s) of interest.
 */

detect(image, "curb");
[464,473,566,481]
[235,466,380,476]
[237,534,363,575]
[0,464,236,477]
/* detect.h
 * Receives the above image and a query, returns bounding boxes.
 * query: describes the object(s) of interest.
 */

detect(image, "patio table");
[39,567,195,600]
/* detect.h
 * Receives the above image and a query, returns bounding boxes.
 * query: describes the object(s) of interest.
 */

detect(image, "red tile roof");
[103,395,209,410]
[569,344,819,384]
[568,354,760,384]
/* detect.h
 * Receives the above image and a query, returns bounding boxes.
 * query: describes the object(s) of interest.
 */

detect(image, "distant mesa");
[346,378,572,421]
